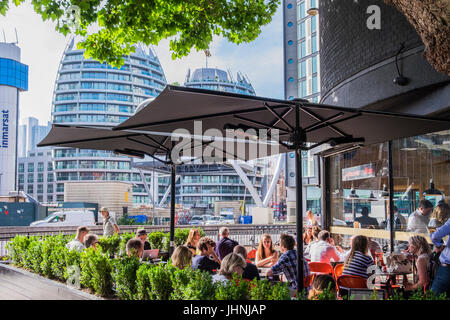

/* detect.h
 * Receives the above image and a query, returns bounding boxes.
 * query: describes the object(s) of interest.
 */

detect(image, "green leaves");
[2,0,280,66]
[80,247,114,296]
[112,254,141,299]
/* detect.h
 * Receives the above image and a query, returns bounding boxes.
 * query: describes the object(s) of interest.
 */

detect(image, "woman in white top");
[403,235,431,291]
[212,253,247,284]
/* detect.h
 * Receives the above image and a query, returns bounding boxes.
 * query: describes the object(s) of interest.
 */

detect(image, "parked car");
[189,215,204,226]
[30,210,96,227]
[205,216,222,225]
[220,213,235,225]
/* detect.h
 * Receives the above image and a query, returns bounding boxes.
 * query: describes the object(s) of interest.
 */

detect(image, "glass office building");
[51,39,167,202]
[0,42,28,196]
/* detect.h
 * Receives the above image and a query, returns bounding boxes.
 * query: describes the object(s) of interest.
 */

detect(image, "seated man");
[215,227,239,260]
[310,230,344,264]
[126,238,144,259]
[136,229,151,250]
[66,226,90,252]
[192,237,221,274]
[407,199,433,233]
[233,245,260,281]
[84,233,99,249]
[355,207,379,228]
[266,233,310,293]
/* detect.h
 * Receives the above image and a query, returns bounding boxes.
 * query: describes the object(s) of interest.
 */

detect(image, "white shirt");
[407,209,430,233]
[212,274,230,284]
[310,240,344,264]
[66,239,85,252]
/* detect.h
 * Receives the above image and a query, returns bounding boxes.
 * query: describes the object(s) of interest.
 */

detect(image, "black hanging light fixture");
[346,185,359,200]
[423,179,443,197]
[380,184,389,198]
[368,191,378,201]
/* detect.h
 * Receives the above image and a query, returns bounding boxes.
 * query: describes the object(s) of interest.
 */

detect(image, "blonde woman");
[428,202,450,230]
[404,235,431,291]
[342,235,374,279]
[308,274,337,300]
[255,234,279,267]
[212,253,247,284]
[171,245,193,270]
[185,228,201,255]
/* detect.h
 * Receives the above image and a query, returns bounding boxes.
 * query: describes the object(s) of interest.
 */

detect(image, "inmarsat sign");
[1,109,9,148]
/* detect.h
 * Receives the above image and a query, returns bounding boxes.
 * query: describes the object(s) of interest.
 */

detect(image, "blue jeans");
[431,265,450,297]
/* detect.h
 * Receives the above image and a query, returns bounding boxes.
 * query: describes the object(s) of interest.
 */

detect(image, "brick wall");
[319,0,422,98]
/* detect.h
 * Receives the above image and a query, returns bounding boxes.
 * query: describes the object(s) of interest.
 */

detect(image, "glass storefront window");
[327,129,450,248]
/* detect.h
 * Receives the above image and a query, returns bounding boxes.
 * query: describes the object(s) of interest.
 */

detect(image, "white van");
[30,210,96,227]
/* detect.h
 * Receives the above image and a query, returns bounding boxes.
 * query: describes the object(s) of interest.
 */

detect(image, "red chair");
[336,275,367,298]
[247,249,257,261]
[334,263,344,280]
[308,262,334,276]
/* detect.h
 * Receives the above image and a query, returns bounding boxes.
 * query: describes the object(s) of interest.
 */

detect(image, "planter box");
[0,262,103,300]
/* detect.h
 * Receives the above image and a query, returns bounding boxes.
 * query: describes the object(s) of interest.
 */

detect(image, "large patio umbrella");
[112,85,450,292]
[38,124,276,256]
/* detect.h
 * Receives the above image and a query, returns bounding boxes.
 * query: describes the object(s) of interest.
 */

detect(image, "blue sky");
[0,2,284,126]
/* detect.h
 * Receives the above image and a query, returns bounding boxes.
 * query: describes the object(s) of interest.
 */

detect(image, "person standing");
[66,226,90,252]
[407,200,433,233]
[101,207,119,237]
[430,219,450,296]
[215,227,239,260]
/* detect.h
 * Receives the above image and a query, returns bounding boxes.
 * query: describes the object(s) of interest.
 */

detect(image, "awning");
[114,85,450,153]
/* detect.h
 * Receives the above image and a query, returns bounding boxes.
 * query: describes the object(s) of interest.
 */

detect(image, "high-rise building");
[283,0,322,220]
[185,67,255,95]
[153,67,264,214]
[18,124,27,157]
[51,38,167,203]
[0,42,28,196]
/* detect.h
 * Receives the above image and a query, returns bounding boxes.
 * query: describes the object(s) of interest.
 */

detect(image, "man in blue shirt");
[430,219,450,296]
[192,237,221,274]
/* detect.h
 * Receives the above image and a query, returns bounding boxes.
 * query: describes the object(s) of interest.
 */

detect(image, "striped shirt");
[342,251,374,279]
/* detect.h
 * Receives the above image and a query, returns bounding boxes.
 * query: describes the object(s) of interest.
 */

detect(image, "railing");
[0,224,297,257]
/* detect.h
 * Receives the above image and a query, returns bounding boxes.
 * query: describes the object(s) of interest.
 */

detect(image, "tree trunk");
[384,0,450,75]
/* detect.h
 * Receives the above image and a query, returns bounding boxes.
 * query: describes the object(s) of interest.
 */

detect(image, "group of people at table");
[64,202,449,299]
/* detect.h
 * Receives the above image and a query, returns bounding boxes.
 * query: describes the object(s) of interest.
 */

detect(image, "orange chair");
[336,274,368,298]
[334,263,344,280]
[247,249,257,261]
[308,262,334,276]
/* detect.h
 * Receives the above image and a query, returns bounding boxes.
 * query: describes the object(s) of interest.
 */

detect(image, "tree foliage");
[0,0,279,67]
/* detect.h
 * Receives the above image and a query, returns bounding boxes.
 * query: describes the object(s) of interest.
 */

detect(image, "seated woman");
[303,226,313,246]
[342,235,374,279]
[304,226,322,259]
[255,234,279,268]
[212,253,247,284]
[185,228,201,255]
[428,202,450,230]
[403,235,431,292]
[171,245,193,270]
[308,274,337,300]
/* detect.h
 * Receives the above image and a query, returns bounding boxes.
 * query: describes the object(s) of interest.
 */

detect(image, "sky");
[0,2,284,126]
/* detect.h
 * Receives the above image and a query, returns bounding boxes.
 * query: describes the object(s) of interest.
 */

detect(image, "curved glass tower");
[185,68,255,95]
[51,39,167,202]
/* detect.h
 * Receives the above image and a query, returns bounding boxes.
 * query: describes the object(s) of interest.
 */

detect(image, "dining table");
[374,269,412,297]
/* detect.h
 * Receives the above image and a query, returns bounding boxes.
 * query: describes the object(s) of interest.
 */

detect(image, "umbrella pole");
[388,140,395,252]
[169,163,176,256]
[294,104,304,294]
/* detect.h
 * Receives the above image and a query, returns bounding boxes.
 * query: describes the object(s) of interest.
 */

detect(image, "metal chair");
[308,262,334,276]
[336,274,368,298]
